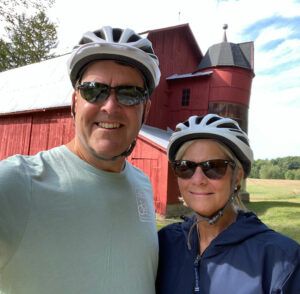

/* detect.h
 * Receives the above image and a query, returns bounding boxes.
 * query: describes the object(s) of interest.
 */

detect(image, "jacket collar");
[181,211,271,256]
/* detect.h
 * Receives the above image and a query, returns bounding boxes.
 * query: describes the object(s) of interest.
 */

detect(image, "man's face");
[72,60,150,171]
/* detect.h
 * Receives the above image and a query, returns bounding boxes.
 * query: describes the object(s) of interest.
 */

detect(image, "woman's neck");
[197,208,237,254]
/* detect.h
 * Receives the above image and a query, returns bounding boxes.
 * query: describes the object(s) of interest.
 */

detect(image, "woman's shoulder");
[158,221,183,239]
[237,212,300,261]
[259,229,300,257]
[158,216,195,244]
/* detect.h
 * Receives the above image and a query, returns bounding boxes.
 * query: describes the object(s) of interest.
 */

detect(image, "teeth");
[97,122,121,129]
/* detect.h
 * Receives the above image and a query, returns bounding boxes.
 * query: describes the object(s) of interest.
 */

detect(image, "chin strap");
[93,140,136,161]
[186,188,239,250]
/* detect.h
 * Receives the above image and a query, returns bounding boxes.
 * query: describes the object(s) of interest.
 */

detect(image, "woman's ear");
[235,167,244,189]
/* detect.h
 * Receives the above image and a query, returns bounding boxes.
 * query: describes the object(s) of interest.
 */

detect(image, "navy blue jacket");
[156,212,300,294]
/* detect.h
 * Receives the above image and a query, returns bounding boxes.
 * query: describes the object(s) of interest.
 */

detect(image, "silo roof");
[198,41,254,71]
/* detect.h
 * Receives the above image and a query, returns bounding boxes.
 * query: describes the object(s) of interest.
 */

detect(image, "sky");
[45,0,299,160]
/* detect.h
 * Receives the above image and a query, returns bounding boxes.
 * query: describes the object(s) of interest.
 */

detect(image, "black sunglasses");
[76,81,148,106]
[171,159,236,180]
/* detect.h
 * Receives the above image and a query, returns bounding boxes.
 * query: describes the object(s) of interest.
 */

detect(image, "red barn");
[0,23,254,216]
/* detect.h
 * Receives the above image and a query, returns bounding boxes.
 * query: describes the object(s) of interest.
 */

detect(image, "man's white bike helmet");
[167,114,254,177]
[67,26,161,95]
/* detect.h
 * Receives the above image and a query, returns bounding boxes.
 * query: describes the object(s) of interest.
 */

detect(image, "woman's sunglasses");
[171,159,236,180]
[76,81,148,106]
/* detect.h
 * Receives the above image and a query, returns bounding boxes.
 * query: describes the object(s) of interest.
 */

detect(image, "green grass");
[157,179,300,243]
[246,179,300,243]
[156,218,179,231]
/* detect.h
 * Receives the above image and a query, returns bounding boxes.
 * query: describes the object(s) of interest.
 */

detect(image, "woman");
[156,114,300,294]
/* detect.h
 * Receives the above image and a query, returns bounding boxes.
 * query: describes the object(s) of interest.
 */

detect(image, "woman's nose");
[190,166,208,184]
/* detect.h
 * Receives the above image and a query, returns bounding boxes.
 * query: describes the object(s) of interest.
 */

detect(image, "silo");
[197,25,255,133]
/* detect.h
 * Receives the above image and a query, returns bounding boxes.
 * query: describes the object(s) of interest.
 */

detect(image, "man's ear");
[71,91,77,118]
[142,99,151,124]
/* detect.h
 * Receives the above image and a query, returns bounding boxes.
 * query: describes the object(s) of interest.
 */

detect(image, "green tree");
[285,169,300,180]
[250,157,300,180]
[0,0,54,23]
[294,169,300,180]
[285,170,295,180]
[0,11,57,71]
[259,164,283,179]
[249,159,267,178]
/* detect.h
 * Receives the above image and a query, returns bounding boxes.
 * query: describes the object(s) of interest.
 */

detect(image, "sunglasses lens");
[77,83,146,106]
[79,82,108,103]
[117,86,146,106]
[202,160,228,179]
[172,160,233,180]
[172,161,196,179]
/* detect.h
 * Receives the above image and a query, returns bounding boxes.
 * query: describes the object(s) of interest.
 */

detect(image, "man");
[0,26,161,294]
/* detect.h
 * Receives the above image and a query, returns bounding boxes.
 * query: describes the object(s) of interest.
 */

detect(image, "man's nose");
[100,90,121,109]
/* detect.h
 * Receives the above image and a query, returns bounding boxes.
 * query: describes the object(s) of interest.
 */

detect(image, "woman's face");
[177,139,241,217]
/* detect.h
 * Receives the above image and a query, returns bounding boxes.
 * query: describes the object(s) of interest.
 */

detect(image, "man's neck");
[65,140,126,173]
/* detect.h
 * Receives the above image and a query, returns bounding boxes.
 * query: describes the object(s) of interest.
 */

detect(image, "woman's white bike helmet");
[167,114,254,177]
[67,26,161,95]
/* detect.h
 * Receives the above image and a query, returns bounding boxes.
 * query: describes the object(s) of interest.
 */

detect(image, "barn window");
[181,88,190,106]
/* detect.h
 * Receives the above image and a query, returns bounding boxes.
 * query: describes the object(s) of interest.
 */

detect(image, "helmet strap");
[93,140,137,162]
[187,163,240,250]
[196,162,239,223]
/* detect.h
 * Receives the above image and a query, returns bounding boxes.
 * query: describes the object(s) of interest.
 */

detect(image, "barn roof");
[0,54,72,115]
[140,124,172,149]
[143,23,203,60]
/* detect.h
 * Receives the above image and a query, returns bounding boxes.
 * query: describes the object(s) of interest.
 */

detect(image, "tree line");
[249,156,300,180]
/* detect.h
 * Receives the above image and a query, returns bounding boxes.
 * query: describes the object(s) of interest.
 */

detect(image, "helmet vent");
[207,116,221,125]
[79,37,92,45]
[112,28,123,42]
[94,29,105,39]
[237,135,250,146]
[217,123,238,129]
[140,46,154,54]
[230,128,243,134]
[128,34,141,43]
[196,116,204,124]
[183,121,190,128]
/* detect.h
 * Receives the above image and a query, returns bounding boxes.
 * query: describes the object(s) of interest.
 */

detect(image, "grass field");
[157,179,300,243]
[246,179,300,243]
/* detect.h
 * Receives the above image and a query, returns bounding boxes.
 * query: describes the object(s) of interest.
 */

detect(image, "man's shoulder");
[0,146,65,178]
[0,153,31,178]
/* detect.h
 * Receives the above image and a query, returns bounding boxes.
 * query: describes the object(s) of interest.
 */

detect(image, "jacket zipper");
[194,254,201,293]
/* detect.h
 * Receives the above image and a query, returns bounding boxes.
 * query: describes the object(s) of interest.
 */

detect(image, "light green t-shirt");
[0,146,158,294]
